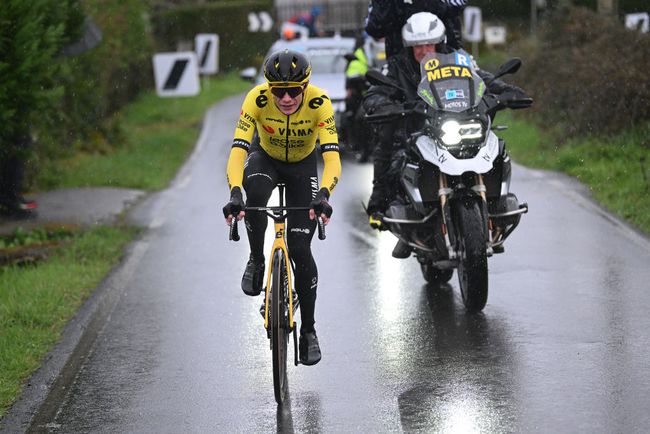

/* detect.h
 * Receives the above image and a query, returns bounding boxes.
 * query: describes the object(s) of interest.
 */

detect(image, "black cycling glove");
[310,187,333,218]
[222,186,245,218]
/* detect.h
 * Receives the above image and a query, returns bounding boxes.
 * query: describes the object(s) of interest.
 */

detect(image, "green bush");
[516,6,650,137]
[151,0,275,71]
[34,0,154,162]
[572,0,650,13]
[0,0,82,146]
[471,0,530,20]
[1,0,155,189]
[473,0,650,19]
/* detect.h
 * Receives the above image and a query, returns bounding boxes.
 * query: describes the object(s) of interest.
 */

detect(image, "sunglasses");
[270,85,305,98]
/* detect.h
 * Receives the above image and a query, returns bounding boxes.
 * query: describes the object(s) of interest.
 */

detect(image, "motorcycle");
[365,52,532,312]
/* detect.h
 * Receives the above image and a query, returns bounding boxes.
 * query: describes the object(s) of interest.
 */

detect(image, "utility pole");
[531,0,537,34]
[597,0,618,16]
[530,0,547,34]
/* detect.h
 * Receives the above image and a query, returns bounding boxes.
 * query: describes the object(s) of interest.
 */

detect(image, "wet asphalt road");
[19,95,650,433]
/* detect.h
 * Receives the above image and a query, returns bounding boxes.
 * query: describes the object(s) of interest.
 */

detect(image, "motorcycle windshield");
[417,50,485,113]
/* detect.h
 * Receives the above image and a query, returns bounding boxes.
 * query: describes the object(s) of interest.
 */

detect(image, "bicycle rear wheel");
[271,249,290,404]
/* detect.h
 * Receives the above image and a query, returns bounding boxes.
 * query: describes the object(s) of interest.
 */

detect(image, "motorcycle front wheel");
[456,199,488,311]
[420,261,454,284]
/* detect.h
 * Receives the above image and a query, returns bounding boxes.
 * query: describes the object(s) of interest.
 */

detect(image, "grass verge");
[497,112,650,234]
[36,74,250,190]
[1,73,250,417]
[0,226,136,417]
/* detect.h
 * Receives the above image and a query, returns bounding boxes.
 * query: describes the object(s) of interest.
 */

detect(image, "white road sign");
[248,11,273,32]
[195,33,219,75]
[463,7,482,43]
[484,26,507,46]
[625,12,649,33]
[152,52,200,97]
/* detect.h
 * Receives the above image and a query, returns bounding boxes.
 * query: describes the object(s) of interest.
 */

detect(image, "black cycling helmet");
[263,49,312,85]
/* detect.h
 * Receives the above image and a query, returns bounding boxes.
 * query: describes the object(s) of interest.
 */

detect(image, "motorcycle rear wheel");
[456,199,488,312]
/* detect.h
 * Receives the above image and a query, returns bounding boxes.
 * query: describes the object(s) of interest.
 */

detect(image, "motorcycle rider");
[363,12,530,258]
[222,49,341,365]
[365,0,467,57]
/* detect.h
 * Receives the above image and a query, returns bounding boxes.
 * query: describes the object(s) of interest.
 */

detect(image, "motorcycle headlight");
[439,120,484,146]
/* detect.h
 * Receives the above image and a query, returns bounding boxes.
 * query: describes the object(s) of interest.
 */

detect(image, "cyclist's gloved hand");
[368,212,386,231]
[223,186,245,222]
[310,188,333,222]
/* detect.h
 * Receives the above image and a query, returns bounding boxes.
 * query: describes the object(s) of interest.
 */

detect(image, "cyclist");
[222,49,341,366]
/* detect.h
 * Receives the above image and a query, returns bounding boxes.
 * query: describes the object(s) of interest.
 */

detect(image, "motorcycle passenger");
[345,35,369,123]
[365,0,467,58]
[363,12,530,258]
[222,49,341,366]
[342,35,373,161]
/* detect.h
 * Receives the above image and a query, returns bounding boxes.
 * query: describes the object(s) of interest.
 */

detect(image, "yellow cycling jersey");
[227,83,341,194]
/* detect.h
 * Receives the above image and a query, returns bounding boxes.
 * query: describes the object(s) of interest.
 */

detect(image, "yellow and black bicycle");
[229,183,325,404]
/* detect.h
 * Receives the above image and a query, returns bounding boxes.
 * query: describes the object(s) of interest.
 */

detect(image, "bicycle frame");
[228,183,326,372]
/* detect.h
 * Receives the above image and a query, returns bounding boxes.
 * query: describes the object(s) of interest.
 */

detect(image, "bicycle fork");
[263,222,296,332]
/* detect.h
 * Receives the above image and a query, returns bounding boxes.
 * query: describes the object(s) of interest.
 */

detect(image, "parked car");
[241,36,355,122]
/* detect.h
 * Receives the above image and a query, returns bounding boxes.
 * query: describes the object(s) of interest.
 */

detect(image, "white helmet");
[402,12,446,47]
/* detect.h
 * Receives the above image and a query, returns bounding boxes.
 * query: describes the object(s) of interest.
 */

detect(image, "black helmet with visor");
[264,49,312,98]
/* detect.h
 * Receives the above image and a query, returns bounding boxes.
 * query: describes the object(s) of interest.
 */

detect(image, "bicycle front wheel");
[271,249,290,404]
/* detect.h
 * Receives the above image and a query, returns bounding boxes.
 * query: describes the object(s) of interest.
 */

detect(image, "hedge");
[0,0,83,145]
[515,6,650,137]
[35,0,154,159]
[151,0,275,71]
[473,0,649,20]
[1,0,155,189]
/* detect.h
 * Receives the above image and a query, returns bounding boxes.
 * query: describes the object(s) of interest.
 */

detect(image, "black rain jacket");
[365,0,465,57]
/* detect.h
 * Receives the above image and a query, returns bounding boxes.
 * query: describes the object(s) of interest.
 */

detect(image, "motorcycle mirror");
[365,68,406,93]
[485,58,522,86]
[497,58,522,76]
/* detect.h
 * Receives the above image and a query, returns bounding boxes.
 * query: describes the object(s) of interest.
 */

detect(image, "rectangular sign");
[195,33,219,75]
[463,7,482,42]
[625,12,649,33]
[484,26,507,45]
[152,52,200,97]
